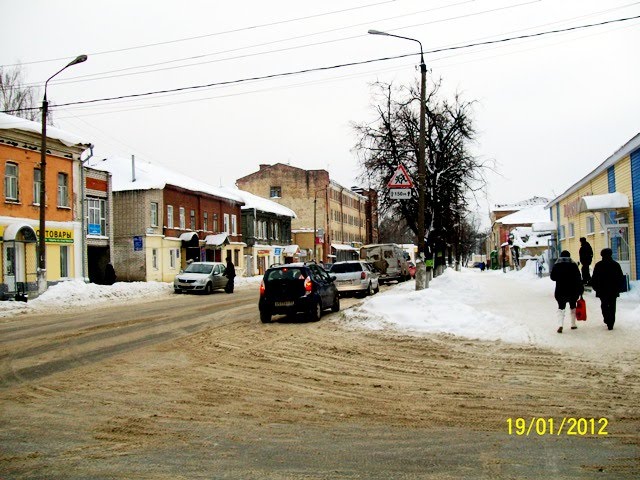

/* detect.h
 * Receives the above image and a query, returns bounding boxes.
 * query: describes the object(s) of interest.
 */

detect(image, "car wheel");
[331,294,340,312]
[260,311,271,323]
[374,283,380,294]
[309,300,322,321]
[204,282,213,295]
[366,283,374,296]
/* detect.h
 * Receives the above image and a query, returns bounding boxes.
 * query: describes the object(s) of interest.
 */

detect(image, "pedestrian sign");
[387,164,414,188]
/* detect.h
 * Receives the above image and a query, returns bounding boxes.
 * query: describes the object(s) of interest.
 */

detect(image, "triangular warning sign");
[387,164,414,188]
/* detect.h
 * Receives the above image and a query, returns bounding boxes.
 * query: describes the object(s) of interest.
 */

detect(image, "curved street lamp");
[368,30,428,289]
[38,55,87,294]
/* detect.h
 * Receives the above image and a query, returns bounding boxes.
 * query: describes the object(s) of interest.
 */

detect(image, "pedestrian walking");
[591,248,625,330]
[224,256,236,294]
[579,237,593,285]
[550,250,583,333]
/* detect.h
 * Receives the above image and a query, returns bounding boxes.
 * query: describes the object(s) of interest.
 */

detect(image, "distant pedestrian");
[591,248,624,330]
[104,263,117,285]
[579,237,593,285]
[224,256,236,294]
[550,250,583,333]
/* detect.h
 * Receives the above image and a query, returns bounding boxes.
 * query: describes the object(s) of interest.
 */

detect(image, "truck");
[359,243,410,283]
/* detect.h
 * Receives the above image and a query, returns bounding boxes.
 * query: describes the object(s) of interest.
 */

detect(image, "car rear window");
[266,268,305,281]
[330,263,363,274]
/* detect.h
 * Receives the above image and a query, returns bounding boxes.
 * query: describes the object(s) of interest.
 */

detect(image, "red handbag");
[576,296,587,321]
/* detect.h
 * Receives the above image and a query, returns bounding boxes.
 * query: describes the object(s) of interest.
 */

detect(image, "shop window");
[568,222,575,238]
[60,245,69,277]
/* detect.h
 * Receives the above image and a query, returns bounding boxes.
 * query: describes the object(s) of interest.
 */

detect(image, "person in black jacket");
[550,250,583,333]
[591,248,624,330]
[578,237,593,285]
[224,256,236,294]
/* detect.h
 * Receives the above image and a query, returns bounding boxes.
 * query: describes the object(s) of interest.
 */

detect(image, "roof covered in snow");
[495,205,550,225]
[88,156,244,203]
[0,112,90,148]
[510,226,552,249]
[492,196,549,212]
[217,186,296,218]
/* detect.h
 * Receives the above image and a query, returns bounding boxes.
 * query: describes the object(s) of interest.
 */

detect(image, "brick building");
[0,112,92,298]
[236,163,378,263]
[91,156,245,282]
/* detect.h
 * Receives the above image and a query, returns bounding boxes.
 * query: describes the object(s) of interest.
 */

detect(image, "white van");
[360,243,410,283]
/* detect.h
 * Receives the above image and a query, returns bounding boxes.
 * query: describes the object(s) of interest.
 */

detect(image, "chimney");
[259,164,270,170]
[131,154,136,182]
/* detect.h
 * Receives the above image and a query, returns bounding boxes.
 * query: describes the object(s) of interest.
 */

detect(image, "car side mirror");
[330,275,337,282]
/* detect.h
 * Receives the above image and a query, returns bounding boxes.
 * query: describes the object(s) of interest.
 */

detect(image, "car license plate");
[275,301,294,307]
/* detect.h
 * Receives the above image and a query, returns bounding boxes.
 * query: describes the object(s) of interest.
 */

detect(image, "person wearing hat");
[550,250,583,333]
[591,248,625,330]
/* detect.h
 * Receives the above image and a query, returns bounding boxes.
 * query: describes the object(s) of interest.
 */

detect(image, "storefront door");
[607,224,631,282]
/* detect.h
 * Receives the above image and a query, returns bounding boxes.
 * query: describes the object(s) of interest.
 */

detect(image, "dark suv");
[259,263,340,323]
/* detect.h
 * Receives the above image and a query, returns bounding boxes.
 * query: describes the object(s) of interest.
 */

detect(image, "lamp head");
[368,29,389,36]
[67,54,88,67]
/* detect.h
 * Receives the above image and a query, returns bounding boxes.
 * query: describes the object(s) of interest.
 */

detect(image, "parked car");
[407,261,416,278]
[329,260,379,297]
[174,261,228,294]
[259,263,340,323]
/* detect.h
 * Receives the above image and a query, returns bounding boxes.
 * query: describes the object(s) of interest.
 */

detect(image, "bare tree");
[353,78,490,265]
[1,65,40,121]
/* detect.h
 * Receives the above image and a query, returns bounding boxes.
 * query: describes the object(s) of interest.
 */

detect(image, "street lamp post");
[368,30,428,290]
[38,55,87,294]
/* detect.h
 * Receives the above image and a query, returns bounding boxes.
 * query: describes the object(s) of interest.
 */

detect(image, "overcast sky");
[2,0,639,223]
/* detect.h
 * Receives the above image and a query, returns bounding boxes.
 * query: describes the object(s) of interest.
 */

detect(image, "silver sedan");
[329,261,380,297]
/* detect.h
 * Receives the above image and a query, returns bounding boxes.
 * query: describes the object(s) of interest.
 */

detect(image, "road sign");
[390,189,411,199]
[387,164,414,188]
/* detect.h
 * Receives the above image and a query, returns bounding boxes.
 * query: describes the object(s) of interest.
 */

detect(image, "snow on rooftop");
[492,196,549,212]
[217,186,296,218]
[88,156,244,203]
[496,205,550,225]
[0,112,89,147]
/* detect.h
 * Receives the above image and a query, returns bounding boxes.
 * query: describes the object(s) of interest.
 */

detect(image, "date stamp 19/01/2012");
[506,417,609,436]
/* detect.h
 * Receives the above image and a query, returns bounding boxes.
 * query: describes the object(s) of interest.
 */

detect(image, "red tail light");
[259,279,265,296]
[304,276,313,293]
[360,271,366,279]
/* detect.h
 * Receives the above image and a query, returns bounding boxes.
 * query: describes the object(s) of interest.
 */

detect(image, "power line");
[1,0,397,68]
[4,14,639,115]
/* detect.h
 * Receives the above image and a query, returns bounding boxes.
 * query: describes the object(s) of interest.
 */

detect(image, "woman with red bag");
[550,250,584,333]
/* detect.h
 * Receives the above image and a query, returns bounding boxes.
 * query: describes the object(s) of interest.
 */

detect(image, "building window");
[57,172,69,207]
[234,249,239,266]
[170,249,177,269]
[152,248,158,269]
[270,186,281,198]
[203,212,208,231]
[213,213,218,233]
[190,209,196,231]
[5,162,18,201]
[179,207,186,229]
[60,245,69,277]
[600,213,606,233]
[586,216,595,235]
[224,213,230,234]
[568,222,575,238]
[231,214,237,235]
[33,168,41,205]
[167,205,174,228]
[5,246,15,276]
[559,225,566,240]
[87,198,106,235]
[150,202,159,227]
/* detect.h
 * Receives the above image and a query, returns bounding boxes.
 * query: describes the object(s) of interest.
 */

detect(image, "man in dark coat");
[578,237,593,285]
[550,250,583,333]
[224,256,236,294]
[591,248,624,330]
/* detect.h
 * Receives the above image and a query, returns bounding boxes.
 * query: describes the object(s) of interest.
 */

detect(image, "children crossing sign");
[387,163,413,199]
